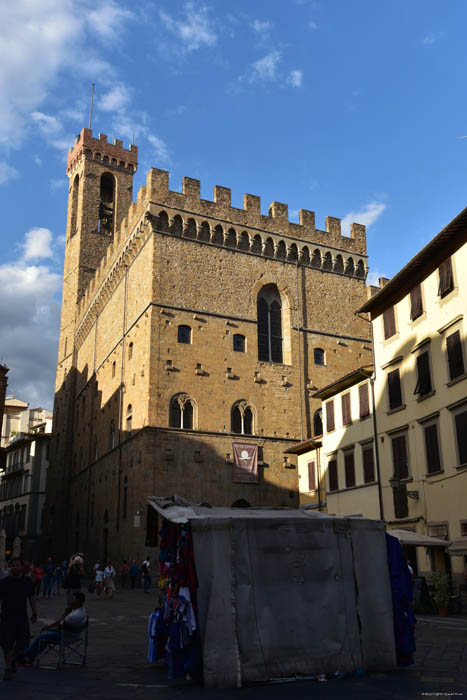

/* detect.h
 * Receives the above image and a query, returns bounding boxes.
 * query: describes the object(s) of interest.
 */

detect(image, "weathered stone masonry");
[45,128,371,562]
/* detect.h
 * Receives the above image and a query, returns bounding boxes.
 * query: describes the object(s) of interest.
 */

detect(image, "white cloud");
[341,201,386,236]
[309,21,318,30]
[367,268,389,287]
[288,69,303,88]
[248,51,282,83]
[0,161,19,185]
[22,227,54,261]
[0,228,62,408]
[252,19,273,33]
[159,2,217,52]
[421,33,440,45]
[112,112,170,165]
[30,110,71,153]
[50,178,67,191]
[87,1,135,42]
[33,155,42,166]
[99,83,132,112]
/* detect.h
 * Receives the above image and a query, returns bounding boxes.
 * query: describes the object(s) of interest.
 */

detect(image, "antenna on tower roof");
[88,83,95,130]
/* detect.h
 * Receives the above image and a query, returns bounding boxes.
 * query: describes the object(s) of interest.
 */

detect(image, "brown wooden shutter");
[446,331,465,380]
[391,434,409,479]
[383,306,396,339]
[362,446,375,483]
[307,461,316,491]
[438,258,453,297]
[359,383,370,418]
[423,423,441,474]
[341,393,351,426]
[410,285,423,320]
[455,409,467,465]
[344,452,355,488]
[414,352,432,396]
[388,369,402,410]
[328,458,338,491]
[326,400,335,432]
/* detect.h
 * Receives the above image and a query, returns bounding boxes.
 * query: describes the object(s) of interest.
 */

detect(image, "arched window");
[301,247,310,265]
[128,342,133,360]
[198,221,210,242]
[170,394,195,429]
[313,409,323,436]
[98,173,115,235]
[185,218,197,238]
[345,257,355,276]
[287,244,298,262]
[212,224,224,245]
[158,211,169,232]
[312,249,322,268]
[231,401,254,435]
[70,174,79,237]
[172,215,183,236]
[323,252,332,270]
[126,404,132,432]
[276,241,286,259]
[238,232,250,251]
[226,228,236,248]
[178,325,191,344]
[334,254,344,273]
[314,348,325,365]
[233,334,246,352]
[264,238,274,257]
[257,285,283,363]
[251,234,262,254]
[356,260,365,278]
[109,420,115,450]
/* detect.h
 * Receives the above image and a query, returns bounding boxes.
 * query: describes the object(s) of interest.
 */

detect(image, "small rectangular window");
[423,422,441,474]
[233,334,246,352]
[410,285,423,321]
[344,451,355,488]
[438,258,454,298]
[414,351,432,397]
[341,393,351,426]
[383,306,396,340]
[359,383,370,419]
[328,458,338,492]
[362,445,375,483]
[461,522,467,536]
[326,400,335,432]
[387,368,403,410]
[391,433,409,479]
[446,330,465,380]
[307,461,316,491]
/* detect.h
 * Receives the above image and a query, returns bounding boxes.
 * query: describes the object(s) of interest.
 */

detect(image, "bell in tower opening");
[99,172,115,234]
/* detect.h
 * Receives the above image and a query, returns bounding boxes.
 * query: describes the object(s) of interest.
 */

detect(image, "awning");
[447,538,467,556]
[388,529,450,548]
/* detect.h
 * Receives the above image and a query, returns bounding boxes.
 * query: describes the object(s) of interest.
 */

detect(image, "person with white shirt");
[104,561,116,599]
[22,592,87,664]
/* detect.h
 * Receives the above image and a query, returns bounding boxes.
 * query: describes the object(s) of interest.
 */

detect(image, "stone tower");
[45,129,137,554]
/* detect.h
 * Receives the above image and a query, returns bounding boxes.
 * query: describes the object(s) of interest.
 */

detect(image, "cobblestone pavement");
[1,587,466,699]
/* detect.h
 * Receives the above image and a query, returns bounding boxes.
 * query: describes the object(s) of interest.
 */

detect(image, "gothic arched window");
[313,409,323,436]
[231,401,254,435]
[257,285,283,363]
[170,394,195,429]
[98,173,115,235]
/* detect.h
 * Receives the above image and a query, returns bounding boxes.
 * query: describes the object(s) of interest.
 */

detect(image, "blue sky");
[2,0,467,408]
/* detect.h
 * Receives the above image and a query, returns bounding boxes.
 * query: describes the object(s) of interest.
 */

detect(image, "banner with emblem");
[232,443,259,483]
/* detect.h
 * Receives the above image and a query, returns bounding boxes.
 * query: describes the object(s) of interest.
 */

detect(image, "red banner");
[232,443,258,483]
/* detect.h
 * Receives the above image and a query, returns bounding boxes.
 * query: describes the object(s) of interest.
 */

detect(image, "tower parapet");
[67,128,138,176]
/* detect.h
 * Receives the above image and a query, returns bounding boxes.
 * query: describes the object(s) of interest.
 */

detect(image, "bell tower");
[45,129,137,555]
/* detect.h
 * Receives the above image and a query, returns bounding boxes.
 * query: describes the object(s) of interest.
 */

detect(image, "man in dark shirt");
[0,557,37,680]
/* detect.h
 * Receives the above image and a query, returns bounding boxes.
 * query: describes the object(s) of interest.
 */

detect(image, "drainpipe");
[355,311,384,521]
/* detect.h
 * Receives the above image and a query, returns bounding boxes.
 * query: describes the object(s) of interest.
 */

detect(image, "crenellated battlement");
[66,128,138,176]
[142,168,366,255]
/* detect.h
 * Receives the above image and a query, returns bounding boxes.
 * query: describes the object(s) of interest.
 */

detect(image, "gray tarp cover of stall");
[147,496,396,688]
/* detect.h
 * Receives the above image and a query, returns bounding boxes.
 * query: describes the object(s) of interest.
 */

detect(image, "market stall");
[147,496,397,688]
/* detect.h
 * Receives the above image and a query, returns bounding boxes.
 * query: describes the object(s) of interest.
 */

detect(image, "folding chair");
[35,620,89,669]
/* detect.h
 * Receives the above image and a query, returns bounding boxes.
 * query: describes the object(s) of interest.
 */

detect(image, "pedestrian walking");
[31,563,43,597]
[65,555,84,604]
[130,560,139,589]
[95,563,105,598]
[120,561,129,590]
[141,556,151,593]
[104,561,116,599]
[0,557,37,680]
[41,557,55,599]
